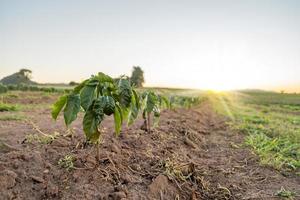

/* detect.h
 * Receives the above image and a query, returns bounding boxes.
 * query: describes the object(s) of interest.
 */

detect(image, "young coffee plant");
[52,72,140,161]
[140,91,170,133]
[170,96,201,109]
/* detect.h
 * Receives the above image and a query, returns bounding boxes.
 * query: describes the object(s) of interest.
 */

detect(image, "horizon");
[1,0,300,92]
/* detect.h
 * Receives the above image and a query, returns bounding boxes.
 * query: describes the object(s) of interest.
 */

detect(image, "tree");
[19,69,32,80]
[130,66,144,88]
[0,69,36,85]
[69,81,79,86]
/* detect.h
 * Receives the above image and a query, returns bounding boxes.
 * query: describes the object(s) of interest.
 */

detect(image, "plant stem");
[96,140,100,162]
[147,112,151,133]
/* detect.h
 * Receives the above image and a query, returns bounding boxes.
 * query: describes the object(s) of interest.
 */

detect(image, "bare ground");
[0,93,299,200]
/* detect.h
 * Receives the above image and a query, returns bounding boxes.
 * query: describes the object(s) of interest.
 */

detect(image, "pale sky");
[0,0,300,91]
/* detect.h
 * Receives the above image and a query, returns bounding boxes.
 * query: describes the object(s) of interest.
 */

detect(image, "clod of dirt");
[31,175,44,183]
[120,173,132,184]
[0,140,18,153]
[0,169,17,189]
[110,191,127,200]
[72,170,82,182]
[85,155,97,166]
[184,137,198,149]
[114,184,128,193]
[111,144,121,154]
[51,138,70,147]
[46,182,59,197]
[148,174,169,194]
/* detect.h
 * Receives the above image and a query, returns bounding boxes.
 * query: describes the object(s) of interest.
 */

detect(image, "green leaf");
[127,105,139,126]
[96,72,114,83]
[83,99,104,142]
[63,94,81,126]
[132,89,140,109]
[127,90,139,126]
[80,85,96,111]
[153,106,160,127]
[86,78,99,86]
[159,95,170,109]
[118,79,132,108]
[51,95,67,120]
[101,96,115,116]
[113,104,123,136]
[146,92,157,113]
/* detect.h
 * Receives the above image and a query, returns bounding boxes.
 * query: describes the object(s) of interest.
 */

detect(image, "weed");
[58,155,75,171]
[161,158,193,181]
[0,103,18,112]
[0,114,25,121]
[245,133,300,170]
[211,91,300,172]
[25,132,59,144]
[275,187,296,199]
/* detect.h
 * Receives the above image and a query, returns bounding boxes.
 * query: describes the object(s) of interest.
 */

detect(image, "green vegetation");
[170,95,203,109]
[0,69,36,85]
[52,72,143,161]
[0,103,18,112]
[130,66,144,87]
[69,81,79,86]
[58,155,75,171]
[275,187,296,199]
[140,91,170,133]
[25,132,59,144]
[211,91,300,172]
[0,69,72,93]
[0,83,8,94]
[51,72,203,162]
[0,113,25,121]
[6,84,71,93]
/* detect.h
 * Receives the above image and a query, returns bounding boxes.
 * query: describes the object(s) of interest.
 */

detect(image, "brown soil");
[0,93,299,200]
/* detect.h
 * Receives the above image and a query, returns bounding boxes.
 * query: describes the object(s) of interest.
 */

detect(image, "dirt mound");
[0,102,299,199]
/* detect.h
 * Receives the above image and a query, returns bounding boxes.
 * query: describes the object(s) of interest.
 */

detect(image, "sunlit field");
[1,0,300,199]
[1,84,299,199]
[210,91,300,172]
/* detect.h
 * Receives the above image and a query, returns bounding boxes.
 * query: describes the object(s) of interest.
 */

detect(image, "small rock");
[31,151,43,163]
[46,148,58,155]
[31,175,44,183]
[12,160,20,169]
[46,182,59,197]
[148,174,169,194]
[0,170,17,189]
[0,161,6,171]
[86,155,97,165]
[184,137,198,149]
[43,169,49,174]
[51,139,69,147]
[120,174,132,184]
[135,129,145,135]
[72,170,81,182]
[114,184,128,194]
[111,144,121,154]
[20,153,30,161]
[45,162,52,169]
[111,191,126,200]
[74,159,84,168]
